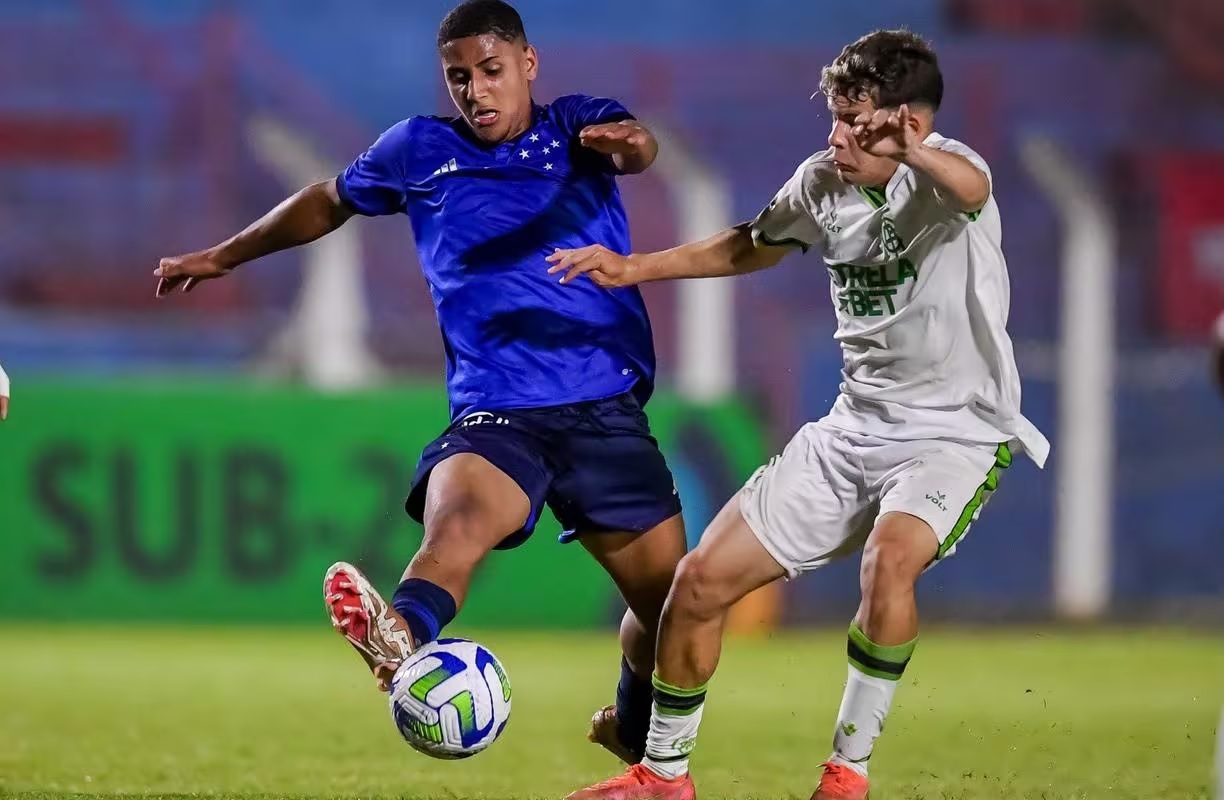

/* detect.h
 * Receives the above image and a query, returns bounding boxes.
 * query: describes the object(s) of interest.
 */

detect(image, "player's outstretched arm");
[853,104,989,213]
[153,180,354,297]
[547,223,791,288]
[579,120,659,175]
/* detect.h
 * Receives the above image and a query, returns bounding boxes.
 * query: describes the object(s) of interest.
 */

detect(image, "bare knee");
[860,515,934,597]
[421,502,493,563]
[667,549,736,622]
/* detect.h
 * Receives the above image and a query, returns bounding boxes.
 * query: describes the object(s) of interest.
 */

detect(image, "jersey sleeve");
[750,159,826,253]
[554,94,635,137]
[335,119,413,217]
[928,137,993,219]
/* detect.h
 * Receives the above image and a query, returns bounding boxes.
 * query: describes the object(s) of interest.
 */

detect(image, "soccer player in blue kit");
[153,0,685,765]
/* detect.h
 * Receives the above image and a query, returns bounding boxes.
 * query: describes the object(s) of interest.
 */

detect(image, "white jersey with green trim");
[750,132,1049,467]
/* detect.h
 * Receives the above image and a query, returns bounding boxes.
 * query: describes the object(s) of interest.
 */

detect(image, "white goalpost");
[245,115,383,390]
[647,122,737,404]
[1021,136,1118,620]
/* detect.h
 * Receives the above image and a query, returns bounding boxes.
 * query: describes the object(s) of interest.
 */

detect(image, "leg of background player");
[820,511,934,795]
[579,514,687,762]
[326,453,531,690]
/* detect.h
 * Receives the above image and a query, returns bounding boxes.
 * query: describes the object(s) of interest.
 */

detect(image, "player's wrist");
[897,143,934,168]
[206,244,242,272]
[624,253,651,283]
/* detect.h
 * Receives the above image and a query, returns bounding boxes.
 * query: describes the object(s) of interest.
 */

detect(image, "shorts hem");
[738,491,803,580]
[557,504,683,544]
[404,446,542,550]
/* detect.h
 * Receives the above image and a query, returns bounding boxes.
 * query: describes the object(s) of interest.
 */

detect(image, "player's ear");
[522,43,539,81]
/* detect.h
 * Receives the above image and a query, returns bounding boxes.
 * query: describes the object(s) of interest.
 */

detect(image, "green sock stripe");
[848,623,917,664]
[651,673,708,698]
[645,750,691,763]
[655,702,703,717]
[848,658,905,681]
[936,442,1012,559]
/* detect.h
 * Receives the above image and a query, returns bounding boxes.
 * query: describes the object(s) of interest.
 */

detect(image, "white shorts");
[739,420,1012,578]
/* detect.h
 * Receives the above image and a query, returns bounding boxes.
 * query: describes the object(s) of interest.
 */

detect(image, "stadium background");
[0,1,1221,798]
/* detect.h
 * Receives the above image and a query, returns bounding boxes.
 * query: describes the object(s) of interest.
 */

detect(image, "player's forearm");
[209,181,353,269]
[632,224,781,282]
[901,145,989,213]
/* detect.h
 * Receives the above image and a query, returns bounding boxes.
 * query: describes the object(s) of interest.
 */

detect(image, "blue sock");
[391,578,457,647]
[615,657,652,760]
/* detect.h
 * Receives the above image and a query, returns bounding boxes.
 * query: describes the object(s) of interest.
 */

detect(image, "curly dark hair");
[438,0,526,49]
[819,29,943,110]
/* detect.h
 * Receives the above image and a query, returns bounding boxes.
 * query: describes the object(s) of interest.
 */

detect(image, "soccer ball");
[387,637,512,759]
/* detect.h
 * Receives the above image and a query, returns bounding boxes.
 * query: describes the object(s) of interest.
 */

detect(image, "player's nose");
[828,121,849,149]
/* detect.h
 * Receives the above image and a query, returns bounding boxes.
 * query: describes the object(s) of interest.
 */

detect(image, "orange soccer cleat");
[565,764,696,800]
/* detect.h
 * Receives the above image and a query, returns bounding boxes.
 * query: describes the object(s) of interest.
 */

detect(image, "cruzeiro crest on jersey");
[828,213,917,319]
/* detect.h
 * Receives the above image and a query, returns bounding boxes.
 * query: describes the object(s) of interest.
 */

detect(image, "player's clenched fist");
[546,245,639,288]
[153,250,234,297]
[578,120,650,155]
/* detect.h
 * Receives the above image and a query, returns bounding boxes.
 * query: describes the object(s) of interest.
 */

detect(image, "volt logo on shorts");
[460,411,509,428]
[925,491,948,512]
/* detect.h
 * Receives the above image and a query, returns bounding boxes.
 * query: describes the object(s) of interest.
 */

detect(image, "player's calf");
[578,517,686,764]
[826,513,933,782]
[636,499,785,780]
[854,515,934,643]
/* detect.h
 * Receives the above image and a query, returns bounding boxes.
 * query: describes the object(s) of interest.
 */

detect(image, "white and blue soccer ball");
[387,637,512,759]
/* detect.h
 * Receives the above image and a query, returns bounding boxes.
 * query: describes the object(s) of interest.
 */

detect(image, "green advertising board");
[0,380,765,627]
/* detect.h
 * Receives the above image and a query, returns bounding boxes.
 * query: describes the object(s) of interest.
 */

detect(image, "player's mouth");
[472,108,499,127]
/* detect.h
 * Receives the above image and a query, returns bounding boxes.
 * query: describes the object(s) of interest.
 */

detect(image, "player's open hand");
[852,103,920,161]
[546,245,638,288]
[153,250,233,297]
[578,121,649,156]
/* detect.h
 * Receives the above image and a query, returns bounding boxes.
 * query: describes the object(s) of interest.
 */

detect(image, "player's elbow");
[616,147,657,175]
[954,176,990,214]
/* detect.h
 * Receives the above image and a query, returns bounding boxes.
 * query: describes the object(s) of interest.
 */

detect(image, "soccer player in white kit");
[549,29,1050,800]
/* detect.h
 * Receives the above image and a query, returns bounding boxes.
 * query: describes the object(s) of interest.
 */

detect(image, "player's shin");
[640,608,723,779]
[829,622,917,776]
[615,656,653,759]
[642,674,708,779]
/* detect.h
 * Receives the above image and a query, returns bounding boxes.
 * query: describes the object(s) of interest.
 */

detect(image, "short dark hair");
[437,0,527,49]
[819,29,943,110]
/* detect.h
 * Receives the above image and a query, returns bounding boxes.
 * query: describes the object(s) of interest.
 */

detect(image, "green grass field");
[0,625,1219,800]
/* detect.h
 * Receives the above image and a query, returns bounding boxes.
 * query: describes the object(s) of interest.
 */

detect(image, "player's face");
[441,34,538,144]
[826,94,899,187]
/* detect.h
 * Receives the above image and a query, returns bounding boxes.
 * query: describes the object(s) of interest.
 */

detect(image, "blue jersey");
[336,94,657,420]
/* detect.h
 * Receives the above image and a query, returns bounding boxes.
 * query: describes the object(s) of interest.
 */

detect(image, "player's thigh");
[549,392,682,543]
[668,492,789,615]
[739,421,871,579]
[420,453,536,552]
[578,512,687,625]
[407,412,555,551]
[873,439,1014,564]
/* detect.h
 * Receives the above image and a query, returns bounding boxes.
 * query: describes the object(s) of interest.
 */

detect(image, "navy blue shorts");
[405,392,682,549]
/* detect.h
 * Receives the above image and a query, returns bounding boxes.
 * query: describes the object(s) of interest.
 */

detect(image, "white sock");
[830,664,899,776]
[641,674,707,780]
[830,623,915,777]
